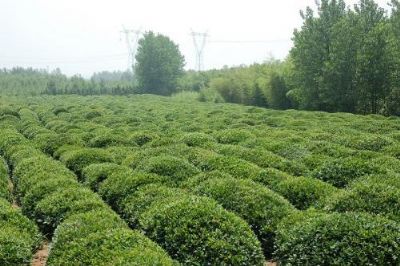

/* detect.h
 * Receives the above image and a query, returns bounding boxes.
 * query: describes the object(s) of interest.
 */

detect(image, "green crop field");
[1,94,400,265]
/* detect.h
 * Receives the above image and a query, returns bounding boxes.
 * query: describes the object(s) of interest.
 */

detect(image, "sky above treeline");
[0,0,391,77]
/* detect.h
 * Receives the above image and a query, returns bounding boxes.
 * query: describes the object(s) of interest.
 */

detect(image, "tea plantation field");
[1,94,400,265]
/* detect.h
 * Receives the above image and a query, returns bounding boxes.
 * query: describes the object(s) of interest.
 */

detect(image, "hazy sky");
[0,0,391,77]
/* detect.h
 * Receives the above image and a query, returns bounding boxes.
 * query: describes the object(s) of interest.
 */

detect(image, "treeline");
[0,68,135,96]
[179,0,400,116]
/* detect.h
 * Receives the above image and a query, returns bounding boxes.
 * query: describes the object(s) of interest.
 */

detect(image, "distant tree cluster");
[0,68,135,96]
[289,0,400,115]
[179,0,400,116]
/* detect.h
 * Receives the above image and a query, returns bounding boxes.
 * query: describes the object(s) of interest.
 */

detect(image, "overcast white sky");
[0,0,391,77]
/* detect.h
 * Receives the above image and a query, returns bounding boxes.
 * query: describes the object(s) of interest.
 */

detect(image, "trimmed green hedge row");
[0,127,174,265]
[188,176,296,257]
[0,158,11,201]
[321,176,400,222]
[80,163,266,264]
[275,211,400,264]
[0,198,41,265]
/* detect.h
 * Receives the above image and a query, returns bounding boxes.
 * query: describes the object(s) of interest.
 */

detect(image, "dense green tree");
[135,31,185,96]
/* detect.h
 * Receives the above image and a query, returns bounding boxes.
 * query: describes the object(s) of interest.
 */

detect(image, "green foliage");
[33,187,107,234]
[140,194,265,265]
[59,148,114,177]
[136,155,200,184]
[48,210,173,266]
[98,171,167,209]
[198,87,225,103]
[82,163,131,191]
[0,198,41,265]
[190,177,296,257]
[275,211,400,265]
[135,31,185,95]
[312,157,377,187]
[322,177,400,221]
[271,176,338,210]
[181,132,216,148]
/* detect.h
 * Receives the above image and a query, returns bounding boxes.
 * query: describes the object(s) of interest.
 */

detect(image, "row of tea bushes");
[79,161,266,264]
[0,156,41,265]
[0,127,174,265]
[274,211,400,265]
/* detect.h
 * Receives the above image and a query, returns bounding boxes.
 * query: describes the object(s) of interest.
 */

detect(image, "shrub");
[214,144,307,176]
[121,184,184,228]
[34,133,83,155]
[48,227,173,266]
[181,170,233,189]
[213,129,255,144]
[82,163,131,191]
[136,155,200,184]
[312,157,378,187]
[322,178,400,222]
[33,187,107,234]
[271,176,338,210]
[21,177,80,218]
[274,211,400,265]
[60,148,114,178]
[0,159,11,201]
[198,87,225,103]
[181,132,216,147]
[87,133,127,148]
[99,171,167,209]
[191,177,296,257]
[0,199,41,265]
[140,194,265,265]
[129,131,159,146]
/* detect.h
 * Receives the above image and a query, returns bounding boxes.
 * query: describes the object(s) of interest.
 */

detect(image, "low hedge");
[214,144,307,176]
[140,194,265,265]
[181,132,216,147]
[0,198,41,265]
[33,187,107,234]
[98,171,167,210]
[0,159,10,201]
[191,177,296,257]
[213,129,255,144]
[34,133,83,155]
[59,148,114,178]
[322,178,400,222]
[87,133,127,148]
[136,155,200,185]
[129,131,159,146]
[48,210,173,265]
[21,177,80,218]
[271,176,338,210]
[82,163,131,191]
[274,211,400,265]
[121,184,184,228]
[312,157,378,187]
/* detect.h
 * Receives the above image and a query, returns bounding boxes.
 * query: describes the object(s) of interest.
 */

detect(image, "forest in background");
[0,0,399,116]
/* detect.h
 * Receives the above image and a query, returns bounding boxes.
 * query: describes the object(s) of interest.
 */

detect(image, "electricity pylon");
[120,26,142,74]
[190,30,208,71]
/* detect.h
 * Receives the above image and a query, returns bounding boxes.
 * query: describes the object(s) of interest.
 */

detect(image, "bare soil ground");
[31,241,49,266]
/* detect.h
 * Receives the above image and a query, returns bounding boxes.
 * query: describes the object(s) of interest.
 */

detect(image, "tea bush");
[0,198,41,265]
[59,148,114,177]
[136,155,200,184]
[191,177,296,257]
[312,157,377,187]
[82,163,131,191]
[322,178,400,221]
[140,194,265,265]
[275,211,400,265]
[271,176,338,210]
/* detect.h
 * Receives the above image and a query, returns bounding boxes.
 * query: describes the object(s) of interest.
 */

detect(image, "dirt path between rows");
[31,241,49,266]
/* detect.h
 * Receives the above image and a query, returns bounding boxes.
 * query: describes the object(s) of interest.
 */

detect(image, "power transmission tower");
[190,30,208,71]
[120,26,142,74]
